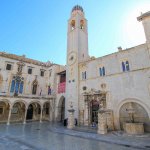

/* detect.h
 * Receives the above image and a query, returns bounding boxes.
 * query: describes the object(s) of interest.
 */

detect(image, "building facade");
[0,6,150,132]
[65,6,150,132]
[0,52,65,124]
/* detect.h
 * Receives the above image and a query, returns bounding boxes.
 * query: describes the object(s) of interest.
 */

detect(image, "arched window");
[32,80,38,95]
[122,61,130,72]
[71,20,75,30]
[10,79,15,93]
[126,61,130,71]
[122,62,125,72]
[15,80,20,93]
[99,68,102,76]
[102,67,105,76]
[99,67,105,76]
[82,71,86,80]
[80,20,84,29]
[19,81,24,94]
[10,76,24,94]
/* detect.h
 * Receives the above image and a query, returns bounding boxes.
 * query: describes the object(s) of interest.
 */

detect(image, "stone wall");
[78,43,150,131]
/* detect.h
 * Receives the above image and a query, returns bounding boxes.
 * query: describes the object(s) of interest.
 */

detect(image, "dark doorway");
[60,98,65,122]
[26,104,33,120]
[91,100,99,124]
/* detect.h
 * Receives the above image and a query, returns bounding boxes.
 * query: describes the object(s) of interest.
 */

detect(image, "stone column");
[40,106,43,123]
[97,109,107,134]
[67,106,75,129]
[84,100,89,126]
[23,106,28,124]
[7,106,12,125]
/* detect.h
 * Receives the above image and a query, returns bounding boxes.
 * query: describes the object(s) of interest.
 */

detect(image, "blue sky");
[0,0,150,65]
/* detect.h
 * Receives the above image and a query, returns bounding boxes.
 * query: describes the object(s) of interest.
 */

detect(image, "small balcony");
[58,82,66,94]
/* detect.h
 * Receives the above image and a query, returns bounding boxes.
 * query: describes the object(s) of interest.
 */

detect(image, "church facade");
[0,6,150,132]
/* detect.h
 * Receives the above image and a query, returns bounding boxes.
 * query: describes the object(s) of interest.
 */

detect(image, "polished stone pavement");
[0,122,149,150]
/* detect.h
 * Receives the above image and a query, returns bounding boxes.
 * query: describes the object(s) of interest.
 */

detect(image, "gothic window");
[15,81,20,93]
[82,71,86,80]
[71,20,75,30]
[99,68,102,76]
[6,64,12,70]
[122,61,130,72]
[103,67,105,76]
[10,79,15,93]
[99,67,105,76]
[10,76,24,94]
[126,61,130,71]
[32,80,38,95]
[80,20,84,29]
[122,62,125,72]
[28,68,32,74]
[19,81,24,94]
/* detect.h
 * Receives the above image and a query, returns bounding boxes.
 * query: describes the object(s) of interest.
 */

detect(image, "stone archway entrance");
[83,90,106,126]
[57,96,65,122]
[119,102,150,132]
[26,103,41,121]
[26,104,33,120]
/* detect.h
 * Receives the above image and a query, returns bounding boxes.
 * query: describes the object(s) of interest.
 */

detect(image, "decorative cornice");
[0,51,55,67]
[0,94,55,100]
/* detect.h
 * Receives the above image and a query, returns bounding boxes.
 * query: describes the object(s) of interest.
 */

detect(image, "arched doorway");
[57,96,65,122]
[119,102,150,132]
[11,102,25,122]
[0,101,10,123]
[26,103,41,121]
[26,104,33,120]
[90,100,99,124]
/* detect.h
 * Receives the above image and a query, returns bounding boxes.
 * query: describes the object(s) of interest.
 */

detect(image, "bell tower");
[65,5,89,119]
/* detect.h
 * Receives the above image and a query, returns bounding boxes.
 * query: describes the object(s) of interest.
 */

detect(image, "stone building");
[0,52,65,124]
[65,6,150,132]
[0,5,150,132]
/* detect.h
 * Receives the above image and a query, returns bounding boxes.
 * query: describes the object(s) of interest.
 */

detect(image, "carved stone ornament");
[17,61,25,75]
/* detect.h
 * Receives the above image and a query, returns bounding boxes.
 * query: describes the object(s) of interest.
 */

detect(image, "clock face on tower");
[68,52,77,66]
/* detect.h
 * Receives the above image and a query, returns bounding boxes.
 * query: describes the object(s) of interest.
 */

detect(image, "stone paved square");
[0,122,149,150]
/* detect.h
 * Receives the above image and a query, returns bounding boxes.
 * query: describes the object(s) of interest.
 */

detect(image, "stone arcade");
[0,6,150,133]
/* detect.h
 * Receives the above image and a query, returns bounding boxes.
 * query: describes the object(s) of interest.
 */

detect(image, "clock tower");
[65,5,89,120]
